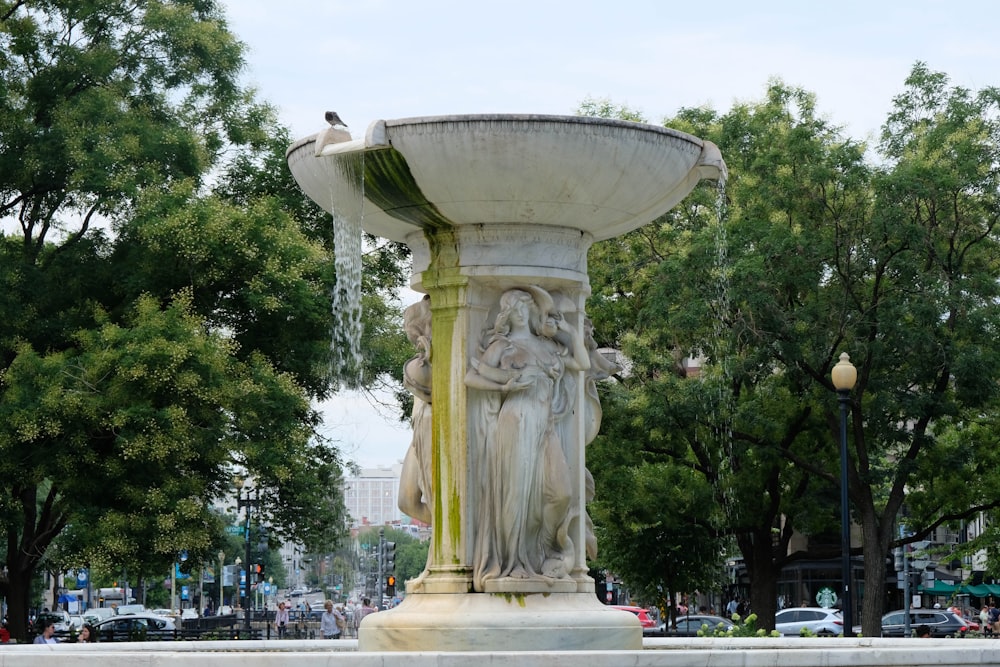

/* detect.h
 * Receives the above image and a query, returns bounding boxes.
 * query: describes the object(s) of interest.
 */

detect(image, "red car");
[611,605,658,633]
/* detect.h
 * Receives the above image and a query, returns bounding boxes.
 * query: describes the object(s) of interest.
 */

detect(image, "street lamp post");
[832,351,858,637]
[235,555,242,610]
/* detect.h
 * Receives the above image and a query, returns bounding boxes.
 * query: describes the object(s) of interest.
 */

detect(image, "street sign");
[225,525,242,535]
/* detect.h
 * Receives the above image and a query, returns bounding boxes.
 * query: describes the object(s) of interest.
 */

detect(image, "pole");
[243,489,253,634]
[838,389,854,637]
[377,528,385,609]
[903,539,911,636]
[219,553,225,613]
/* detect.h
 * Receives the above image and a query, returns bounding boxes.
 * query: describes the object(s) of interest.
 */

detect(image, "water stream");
[709,177,738,524]
[327,150,365,386]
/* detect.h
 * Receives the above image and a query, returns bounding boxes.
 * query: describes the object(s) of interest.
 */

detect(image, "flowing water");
[327,151,365,386]
[709,177,738,524]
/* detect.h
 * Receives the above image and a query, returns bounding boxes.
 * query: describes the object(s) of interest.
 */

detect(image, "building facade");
[343,464,404,528]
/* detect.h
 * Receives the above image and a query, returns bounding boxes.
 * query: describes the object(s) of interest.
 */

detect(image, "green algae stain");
[425,276,467,565]
[334,148,456,230]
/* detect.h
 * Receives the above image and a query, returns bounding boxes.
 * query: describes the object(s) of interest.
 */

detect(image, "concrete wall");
[3,637,1000,667]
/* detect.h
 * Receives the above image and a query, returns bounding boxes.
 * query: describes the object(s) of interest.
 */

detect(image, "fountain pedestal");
[288,114,725,651]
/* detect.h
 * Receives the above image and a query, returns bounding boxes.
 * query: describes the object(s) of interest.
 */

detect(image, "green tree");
[586,65,1000,636]
[0,0,409,640]
[395,538,428,589]
[583,89,853,630]
[843,63,1000,634]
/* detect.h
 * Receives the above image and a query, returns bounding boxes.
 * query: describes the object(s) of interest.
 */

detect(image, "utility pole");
[377,528,385,609]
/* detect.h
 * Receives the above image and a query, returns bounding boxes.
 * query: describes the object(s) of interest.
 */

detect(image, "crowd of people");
[271,597,379,639]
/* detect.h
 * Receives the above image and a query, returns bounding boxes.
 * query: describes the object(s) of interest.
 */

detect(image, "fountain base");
[358,592,641,651]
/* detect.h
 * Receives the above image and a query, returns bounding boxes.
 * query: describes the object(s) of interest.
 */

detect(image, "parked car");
[610,605,659,634]
[93,613,177,642]
[67,614,86,630]
[115,603,146,616]
[659,614,735,637]
[34,610,71,633]
[83,608,115,625]
[774,607,844,636]
[880,609,968,637]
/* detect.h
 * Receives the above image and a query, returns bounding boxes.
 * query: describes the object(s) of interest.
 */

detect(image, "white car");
[774,607,844,636]
[35,610,71,632]
[115,603,146,615]
[180,608,199,620]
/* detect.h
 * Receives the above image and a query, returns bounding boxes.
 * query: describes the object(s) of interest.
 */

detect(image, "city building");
[343,464,404,528]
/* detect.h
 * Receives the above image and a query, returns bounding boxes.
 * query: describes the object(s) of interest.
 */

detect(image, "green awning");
[919,581,957,595]
[919,581,1000,597]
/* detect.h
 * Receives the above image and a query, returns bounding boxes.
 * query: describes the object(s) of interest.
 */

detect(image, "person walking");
[274,601,289,639]
[353,597,377,635]
[319,600,343,639]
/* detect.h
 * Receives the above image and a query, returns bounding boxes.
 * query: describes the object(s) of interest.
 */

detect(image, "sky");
[218,0,1000,467]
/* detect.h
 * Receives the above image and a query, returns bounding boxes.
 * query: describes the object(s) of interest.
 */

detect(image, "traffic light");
[253,563,265,583]
[385,575,396,598]
[381,541,396,574]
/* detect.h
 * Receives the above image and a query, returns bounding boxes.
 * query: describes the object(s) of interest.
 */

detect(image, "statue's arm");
[556,320,591,371]
[465,353,530,392]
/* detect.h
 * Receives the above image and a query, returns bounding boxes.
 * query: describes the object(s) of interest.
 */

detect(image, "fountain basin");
[286,114,725,244]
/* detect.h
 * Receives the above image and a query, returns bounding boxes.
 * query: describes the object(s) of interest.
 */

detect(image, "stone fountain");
[6,114,996,666]
[286,114,725,652]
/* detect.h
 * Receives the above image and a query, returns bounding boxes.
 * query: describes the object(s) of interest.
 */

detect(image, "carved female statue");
[465,286,589,590]
[399,295,432,526]
[580,317,621,561]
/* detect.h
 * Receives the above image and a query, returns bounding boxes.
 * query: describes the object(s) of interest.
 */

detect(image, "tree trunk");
[860,514,890,637]
[740,530,780,632]
[6,560,33,642]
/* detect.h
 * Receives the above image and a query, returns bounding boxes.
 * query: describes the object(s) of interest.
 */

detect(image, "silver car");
[774,607,844,636]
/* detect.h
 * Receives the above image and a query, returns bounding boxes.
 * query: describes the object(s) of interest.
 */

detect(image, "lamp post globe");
[831,351,857,637]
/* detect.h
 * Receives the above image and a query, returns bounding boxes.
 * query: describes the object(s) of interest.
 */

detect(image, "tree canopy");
[0,0,409,639]
[585,64,1000,635]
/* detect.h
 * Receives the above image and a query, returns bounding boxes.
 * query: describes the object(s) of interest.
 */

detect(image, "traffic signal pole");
[377,528,384,608]
[237,486,259,635]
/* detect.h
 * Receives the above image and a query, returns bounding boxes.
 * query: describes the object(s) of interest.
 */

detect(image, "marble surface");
[357,592,641,651]
[2,638,998,666]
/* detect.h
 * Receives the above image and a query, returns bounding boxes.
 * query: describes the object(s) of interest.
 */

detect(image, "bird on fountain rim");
[325,111,348,128]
